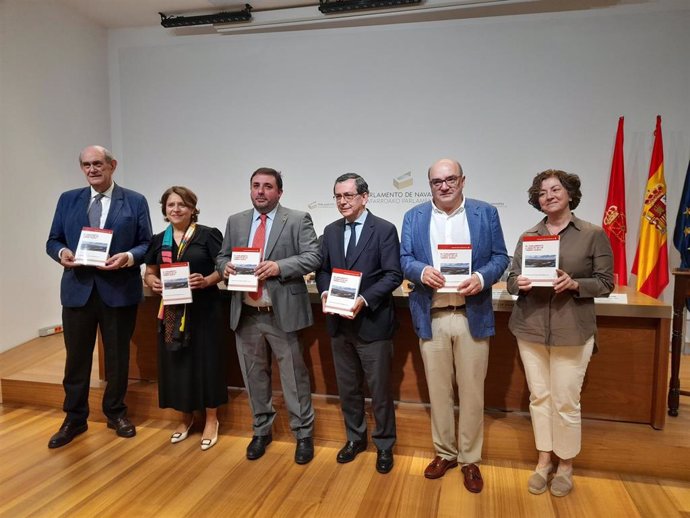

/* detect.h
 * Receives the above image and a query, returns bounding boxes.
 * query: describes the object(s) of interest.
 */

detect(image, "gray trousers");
[235,310,314,439]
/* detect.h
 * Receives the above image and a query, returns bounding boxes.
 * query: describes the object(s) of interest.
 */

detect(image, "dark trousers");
[61,288,137,422]
[331,321,396,451]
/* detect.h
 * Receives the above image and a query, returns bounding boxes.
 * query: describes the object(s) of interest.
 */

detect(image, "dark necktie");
[346,222,358,260]
[88,193,105,228]
[249,214,268,301]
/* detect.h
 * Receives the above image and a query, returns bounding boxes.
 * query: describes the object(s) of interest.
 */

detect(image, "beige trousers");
[517,336,594,460]
[420,310,489,465]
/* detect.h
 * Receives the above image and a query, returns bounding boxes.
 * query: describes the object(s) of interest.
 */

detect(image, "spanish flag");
[631,115,668,298]
[602,117,627,286]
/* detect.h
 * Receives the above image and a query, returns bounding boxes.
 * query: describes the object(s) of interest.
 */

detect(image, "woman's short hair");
[527,169,582,212]
[160,186,200,222]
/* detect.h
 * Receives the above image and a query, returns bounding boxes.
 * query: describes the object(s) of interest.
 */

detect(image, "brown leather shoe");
[461,463,484,493]
[424,456,458,479]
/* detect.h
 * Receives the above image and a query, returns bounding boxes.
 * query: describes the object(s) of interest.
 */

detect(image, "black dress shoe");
[295,437,314,464]
[107,417,136,438]
[376,449,394,474]
[48,420,88,449]
[336,440,368,464]
[246,434,272,460]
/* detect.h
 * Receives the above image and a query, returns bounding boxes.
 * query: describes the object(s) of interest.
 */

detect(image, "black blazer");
[316,211,403,342]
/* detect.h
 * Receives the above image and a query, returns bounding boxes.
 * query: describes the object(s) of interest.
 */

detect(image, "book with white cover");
[161,262,193,305]
[325,268,362,317]
[522,235,560,287]
[74,227,113,266]
[227,247,261,292]
[437,244,472,293]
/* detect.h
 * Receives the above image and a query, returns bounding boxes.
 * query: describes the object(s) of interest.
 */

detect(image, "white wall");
[109,4,689,287]
[0,0,110,352]
[1,2,688,353]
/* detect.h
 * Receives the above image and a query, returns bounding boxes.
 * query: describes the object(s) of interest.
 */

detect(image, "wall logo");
[393,171,413,190]
[308,170,432,211]
[368,169,430,205]
[308,200,333,210]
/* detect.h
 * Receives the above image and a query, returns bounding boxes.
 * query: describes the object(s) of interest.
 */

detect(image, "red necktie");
[249,214,267,300]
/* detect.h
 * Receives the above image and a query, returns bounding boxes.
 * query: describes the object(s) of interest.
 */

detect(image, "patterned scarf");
[158,224,196,351]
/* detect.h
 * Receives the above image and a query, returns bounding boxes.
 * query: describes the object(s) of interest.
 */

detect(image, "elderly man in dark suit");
[216,167,321,464]
[401,158,509,493]
[316,173,402,474]
[46,145,153,448]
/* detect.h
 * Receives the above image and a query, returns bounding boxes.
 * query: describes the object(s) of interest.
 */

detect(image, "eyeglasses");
[333,193,361,202]
[81,161,106,171]
[429,175,461,189]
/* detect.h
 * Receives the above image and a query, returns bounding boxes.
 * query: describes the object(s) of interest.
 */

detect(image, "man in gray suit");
[217,167,321,464]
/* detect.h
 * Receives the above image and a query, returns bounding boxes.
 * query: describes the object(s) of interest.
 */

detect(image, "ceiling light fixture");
[160,4,252,28]
[318,0,423,15]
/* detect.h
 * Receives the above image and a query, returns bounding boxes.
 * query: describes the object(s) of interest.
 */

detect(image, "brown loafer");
[461,463,484,493]
[424,456,458,479]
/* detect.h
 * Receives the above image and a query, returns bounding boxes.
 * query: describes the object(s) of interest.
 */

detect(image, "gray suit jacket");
[216,204,321,333]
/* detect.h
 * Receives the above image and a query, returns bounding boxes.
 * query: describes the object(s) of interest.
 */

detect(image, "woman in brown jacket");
[507,170,614,497]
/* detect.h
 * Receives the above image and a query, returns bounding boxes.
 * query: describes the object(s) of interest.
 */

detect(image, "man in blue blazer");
[400,158,509,493]
[46,145,152,448]
[316,173,402,474]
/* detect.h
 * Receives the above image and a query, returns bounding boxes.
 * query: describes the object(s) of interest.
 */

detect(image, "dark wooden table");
[668,269,690,416]
[104,283,672,429]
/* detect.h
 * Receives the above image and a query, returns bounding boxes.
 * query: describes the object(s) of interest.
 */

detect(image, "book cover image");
[74,227,113,266]
[227,247,261,292]
[161,262,193,305]
[522,235,560,287]
[437,244,472,293]
[325,268,362,317]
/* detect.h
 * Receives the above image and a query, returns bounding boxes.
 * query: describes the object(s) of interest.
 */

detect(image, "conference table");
[104,283,671,429]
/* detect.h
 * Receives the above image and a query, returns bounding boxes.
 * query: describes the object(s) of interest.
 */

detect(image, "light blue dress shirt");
[343,209,369,251]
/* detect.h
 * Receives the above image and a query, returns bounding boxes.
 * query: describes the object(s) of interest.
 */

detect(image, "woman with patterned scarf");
[144,186,227,450]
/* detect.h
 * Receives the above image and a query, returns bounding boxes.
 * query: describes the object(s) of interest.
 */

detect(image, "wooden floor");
[1,336,690,517]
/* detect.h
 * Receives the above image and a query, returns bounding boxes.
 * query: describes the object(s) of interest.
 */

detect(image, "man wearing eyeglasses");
[46,145,153,448]
[400,158,509,493]
[316,173,402,474]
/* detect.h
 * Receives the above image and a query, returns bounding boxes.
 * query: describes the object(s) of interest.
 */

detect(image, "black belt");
[242,304,273,313]
[431,305,465,313]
